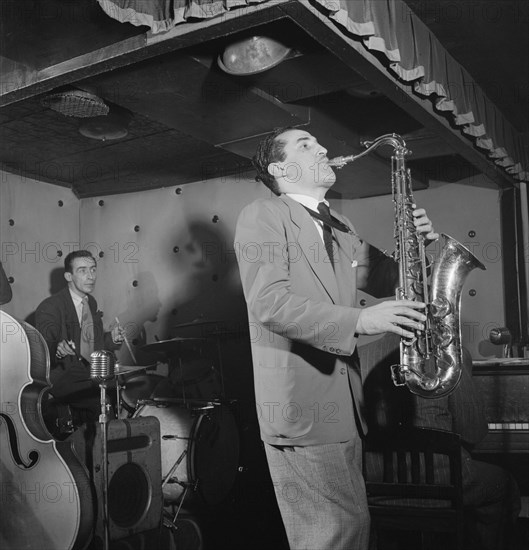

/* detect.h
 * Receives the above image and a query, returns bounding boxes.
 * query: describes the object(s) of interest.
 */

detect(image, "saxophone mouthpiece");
[327,157,347,168]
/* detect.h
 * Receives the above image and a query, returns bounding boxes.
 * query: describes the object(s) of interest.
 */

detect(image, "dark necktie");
[80,296,94,361]
[318,202,335,268]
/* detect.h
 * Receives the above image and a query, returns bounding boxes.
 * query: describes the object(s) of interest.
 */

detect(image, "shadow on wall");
[25,266,66,327]
[167,219,245,324]
[114,270,162,365]
[163,219,253,399]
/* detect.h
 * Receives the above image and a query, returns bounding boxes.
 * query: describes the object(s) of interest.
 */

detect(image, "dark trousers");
[463,459,521,550]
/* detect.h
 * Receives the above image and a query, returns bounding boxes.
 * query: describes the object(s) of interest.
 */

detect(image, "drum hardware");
[162,510,204,550]
[142,397,221,412]
[115,316,137,364]
[172,318,224,330]
[162,448,188,492]
[133,400,239,507]
[114,365,159,419]
[139,337,207,355]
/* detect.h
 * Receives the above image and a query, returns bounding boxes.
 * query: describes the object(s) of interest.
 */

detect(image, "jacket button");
[340,368,346,375]
[336,348,342,354]
[329,346,335,352]
[322,345,327,351]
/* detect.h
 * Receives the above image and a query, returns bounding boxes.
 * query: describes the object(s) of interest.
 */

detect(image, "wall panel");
[0,172,79,322]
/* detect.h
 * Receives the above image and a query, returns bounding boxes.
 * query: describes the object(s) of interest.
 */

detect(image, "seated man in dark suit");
[0,261,13,306]
[361,333,521,550]
[36,250,124,427]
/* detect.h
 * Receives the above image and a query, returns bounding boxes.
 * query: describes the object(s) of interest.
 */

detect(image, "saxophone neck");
[362,133,409,158]
[328,133,410,168]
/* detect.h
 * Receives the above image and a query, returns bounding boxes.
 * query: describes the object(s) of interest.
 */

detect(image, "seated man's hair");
[64,250,96,273]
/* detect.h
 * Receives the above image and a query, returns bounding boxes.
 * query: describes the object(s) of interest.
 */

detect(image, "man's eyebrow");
[296,136,310,144]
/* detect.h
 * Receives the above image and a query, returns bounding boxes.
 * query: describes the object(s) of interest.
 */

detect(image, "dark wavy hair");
[252,126,294,195]
[64,250,96,273]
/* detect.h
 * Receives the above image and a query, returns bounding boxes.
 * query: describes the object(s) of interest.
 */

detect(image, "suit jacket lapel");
[280,195,340,304]
[334,225,355,307]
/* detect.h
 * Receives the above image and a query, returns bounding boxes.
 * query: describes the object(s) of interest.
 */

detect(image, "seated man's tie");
[80,296,94,362]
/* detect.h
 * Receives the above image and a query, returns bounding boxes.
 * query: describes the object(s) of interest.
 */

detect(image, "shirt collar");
[69,288,85,308]
[286,193,329,212]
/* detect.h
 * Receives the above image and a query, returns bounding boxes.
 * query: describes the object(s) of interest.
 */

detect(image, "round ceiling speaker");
[218,36,292,75]
[78,112,130,141]
[41,89,109,118]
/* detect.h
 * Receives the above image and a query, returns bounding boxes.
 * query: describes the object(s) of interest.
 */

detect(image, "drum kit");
[114,319,240,521]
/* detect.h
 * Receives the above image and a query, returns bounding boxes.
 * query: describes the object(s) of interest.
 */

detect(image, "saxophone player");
[234,127,438,550]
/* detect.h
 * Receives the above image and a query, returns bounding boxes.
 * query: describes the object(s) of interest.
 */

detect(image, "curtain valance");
[96,0,528,184]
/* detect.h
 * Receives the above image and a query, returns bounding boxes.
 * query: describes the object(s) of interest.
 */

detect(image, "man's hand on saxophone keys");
[356,300,427,339]
[412,206,439,244]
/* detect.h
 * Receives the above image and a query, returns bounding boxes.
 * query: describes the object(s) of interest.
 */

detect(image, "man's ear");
[64,272,72,283]
[267,162,284,178]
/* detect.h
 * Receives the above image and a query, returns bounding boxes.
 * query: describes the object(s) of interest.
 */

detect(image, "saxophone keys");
[430,296,451,318]
[432,324,453,348]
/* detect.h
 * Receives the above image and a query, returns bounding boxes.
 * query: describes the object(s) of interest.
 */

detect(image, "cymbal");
[115,364,156,376]
[173,319,224,330]
[140,337,206,354]
[209,329,248,337]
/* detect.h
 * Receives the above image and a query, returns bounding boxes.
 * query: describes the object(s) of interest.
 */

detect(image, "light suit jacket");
[235,194,398,446]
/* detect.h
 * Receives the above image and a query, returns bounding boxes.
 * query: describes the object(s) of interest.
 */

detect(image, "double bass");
[0,310,93,549]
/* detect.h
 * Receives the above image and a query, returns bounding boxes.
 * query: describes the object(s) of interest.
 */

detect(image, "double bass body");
[0,310,93,550]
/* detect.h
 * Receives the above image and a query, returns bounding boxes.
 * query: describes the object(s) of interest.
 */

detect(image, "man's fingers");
[388,323,416,339]
[394,307,427,323]
[393,300,425,309]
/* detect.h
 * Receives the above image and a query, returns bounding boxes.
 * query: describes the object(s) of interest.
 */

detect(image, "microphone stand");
[91,350,115,550]
[99,379,110,550]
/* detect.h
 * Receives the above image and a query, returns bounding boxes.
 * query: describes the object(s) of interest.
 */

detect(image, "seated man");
[0,261,12,306]
[36,250,124,428]
[361,333,521,550]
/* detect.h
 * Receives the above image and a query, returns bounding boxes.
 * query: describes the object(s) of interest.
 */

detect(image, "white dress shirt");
[69,288,85,325]
[286,193,330,242]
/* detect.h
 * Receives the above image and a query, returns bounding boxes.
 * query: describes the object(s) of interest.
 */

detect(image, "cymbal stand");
[162,448,197,526]
[212,327,226,399]
[115,375,123,418]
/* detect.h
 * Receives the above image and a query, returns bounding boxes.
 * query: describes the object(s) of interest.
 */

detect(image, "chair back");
[364,426,463,508]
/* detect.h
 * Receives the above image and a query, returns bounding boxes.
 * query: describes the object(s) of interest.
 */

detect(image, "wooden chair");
[363,426,465,550]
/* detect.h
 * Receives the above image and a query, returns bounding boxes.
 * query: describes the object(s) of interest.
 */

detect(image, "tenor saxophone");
[329,134,486,398]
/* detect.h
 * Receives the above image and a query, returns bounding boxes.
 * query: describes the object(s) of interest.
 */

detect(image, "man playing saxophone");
[234,127,438,550]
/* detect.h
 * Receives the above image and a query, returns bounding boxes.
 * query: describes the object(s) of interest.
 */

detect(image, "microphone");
[90,350,116,382]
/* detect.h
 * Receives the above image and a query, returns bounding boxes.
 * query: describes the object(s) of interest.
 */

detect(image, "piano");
[472,358,529,453]
[471,358,529,496]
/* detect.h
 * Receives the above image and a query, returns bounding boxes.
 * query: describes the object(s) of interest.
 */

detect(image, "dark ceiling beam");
[0,2,289,107]
[0,0,517,191]
[278,0,516,190]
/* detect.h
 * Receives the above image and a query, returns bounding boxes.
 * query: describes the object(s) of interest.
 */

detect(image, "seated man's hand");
[111,325,125,344]
[56,339,76,359]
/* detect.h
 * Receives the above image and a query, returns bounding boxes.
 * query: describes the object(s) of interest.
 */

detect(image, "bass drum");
[134,400,239,506]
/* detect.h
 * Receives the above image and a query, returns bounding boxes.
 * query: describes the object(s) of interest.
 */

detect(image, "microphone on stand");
[90,350,116,382]
[90,350,115,550]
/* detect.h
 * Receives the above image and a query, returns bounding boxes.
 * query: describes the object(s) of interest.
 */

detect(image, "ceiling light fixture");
[218,36,292,75]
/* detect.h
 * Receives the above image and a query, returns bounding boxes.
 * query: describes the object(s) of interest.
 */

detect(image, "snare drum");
[119,374,165,417]
[133,400,239,506]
